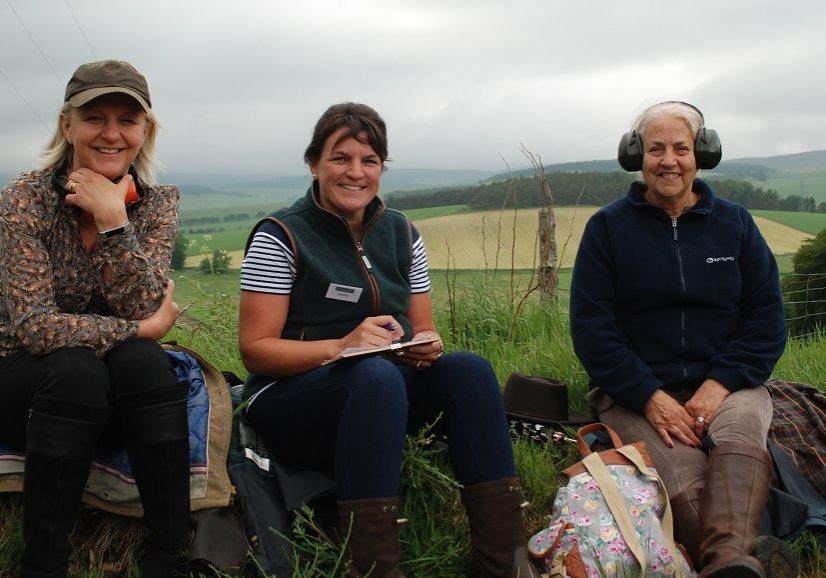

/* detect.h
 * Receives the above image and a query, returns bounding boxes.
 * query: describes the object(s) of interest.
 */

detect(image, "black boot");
[122,383,191,577]
[20,406,109,578]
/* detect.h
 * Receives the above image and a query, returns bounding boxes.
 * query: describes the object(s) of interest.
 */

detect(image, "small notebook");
[321,335,440,366]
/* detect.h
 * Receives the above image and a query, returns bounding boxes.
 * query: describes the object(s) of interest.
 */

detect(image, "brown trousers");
[590,385,772,497]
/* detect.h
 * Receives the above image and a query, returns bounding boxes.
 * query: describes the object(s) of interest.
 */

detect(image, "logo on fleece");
[706,256,735,263]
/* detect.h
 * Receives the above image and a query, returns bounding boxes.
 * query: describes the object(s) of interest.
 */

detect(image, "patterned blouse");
[0,167,179,358]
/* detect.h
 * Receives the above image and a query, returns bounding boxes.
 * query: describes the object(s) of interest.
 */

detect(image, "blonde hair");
[38,101,160,185]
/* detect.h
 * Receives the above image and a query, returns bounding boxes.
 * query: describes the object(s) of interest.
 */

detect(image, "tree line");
[181,211,266,227]
[385,171,823,213]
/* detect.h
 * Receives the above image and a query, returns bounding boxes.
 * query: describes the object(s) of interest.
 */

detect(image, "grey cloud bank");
[2,0,824,178]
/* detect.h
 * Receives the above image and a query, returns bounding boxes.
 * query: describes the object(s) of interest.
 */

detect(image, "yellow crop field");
[417,207,593,270]
[186,207,812,270]
[417,208,812,270]
[751,216,813,255]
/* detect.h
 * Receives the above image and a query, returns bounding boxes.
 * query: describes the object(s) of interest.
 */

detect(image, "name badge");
[326,283,363,303]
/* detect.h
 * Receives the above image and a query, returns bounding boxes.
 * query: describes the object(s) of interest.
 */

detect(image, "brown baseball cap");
[64,60,151,112]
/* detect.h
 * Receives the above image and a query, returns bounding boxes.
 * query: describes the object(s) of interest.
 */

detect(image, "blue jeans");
[245,351,516,500]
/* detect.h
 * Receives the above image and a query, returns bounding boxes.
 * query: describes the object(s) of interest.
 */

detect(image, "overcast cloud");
[2,0,825,178]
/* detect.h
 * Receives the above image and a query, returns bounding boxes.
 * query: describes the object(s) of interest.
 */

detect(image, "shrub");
[784,227,826,337]
[199,249,232,275]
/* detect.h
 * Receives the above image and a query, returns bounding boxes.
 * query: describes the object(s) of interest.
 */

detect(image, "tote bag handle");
[583,445,686,578]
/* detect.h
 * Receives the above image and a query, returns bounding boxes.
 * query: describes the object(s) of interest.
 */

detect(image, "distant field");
[749,173,826,204]
[400,204,467,220]
[185,206,594,269]
[751,210,826,235]
[181,204,467,262]
[177,189,297,213]
[417,207,592,270]
[183,223,259,254]
[179,201,287,221]
[185,205,812,273]
[418,208,810,270]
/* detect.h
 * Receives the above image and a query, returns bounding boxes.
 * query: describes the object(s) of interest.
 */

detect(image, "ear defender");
[693,127,722,170]
[617,130,644,172]
[617,111,723,172]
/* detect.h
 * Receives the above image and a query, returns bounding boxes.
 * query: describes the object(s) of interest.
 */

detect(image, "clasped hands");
[644,378,729,449]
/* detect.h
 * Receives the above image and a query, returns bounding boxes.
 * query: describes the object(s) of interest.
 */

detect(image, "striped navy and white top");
[240,219,432,295]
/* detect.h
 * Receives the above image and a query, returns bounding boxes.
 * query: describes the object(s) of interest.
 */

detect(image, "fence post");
[538,207,558,301]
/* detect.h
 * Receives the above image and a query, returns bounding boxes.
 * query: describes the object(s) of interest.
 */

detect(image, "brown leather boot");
[671,486,703,570]
[698,442,772,578]
[337,497,406,578]
[460,477,541,578]
[752,535,799,578]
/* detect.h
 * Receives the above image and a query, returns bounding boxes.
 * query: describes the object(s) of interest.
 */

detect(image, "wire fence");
[781,272,826,338]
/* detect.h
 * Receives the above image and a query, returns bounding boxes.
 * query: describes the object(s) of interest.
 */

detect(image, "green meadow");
[753,173,826,204]
[752,210,826,235]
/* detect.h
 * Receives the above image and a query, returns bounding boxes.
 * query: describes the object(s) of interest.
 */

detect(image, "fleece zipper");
[672,216,689,379]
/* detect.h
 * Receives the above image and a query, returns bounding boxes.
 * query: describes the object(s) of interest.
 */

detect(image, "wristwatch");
[97,223,128,242]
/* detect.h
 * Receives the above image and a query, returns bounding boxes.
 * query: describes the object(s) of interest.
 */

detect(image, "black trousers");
[0,339,180,452]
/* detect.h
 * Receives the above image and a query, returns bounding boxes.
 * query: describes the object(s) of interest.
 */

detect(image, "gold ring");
[66,180,77,192]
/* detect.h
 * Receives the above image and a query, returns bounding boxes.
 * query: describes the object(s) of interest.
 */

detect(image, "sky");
[2,0,825,179]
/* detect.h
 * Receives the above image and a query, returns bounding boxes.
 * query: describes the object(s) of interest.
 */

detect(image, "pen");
[381,322,402,344]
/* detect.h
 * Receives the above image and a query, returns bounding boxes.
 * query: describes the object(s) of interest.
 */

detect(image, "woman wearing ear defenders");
[0,60,188,577]
[570,101,797,578]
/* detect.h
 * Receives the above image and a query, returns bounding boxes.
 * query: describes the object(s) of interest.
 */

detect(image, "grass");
[3,267,823,577]
[752,210,826,235]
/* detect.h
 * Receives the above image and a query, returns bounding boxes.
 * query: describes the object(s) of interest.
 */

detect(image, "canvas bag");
[528,423,696,578]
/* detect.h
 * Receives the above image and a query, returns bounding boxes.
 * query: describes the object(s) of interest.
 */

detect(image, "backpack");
[528,423,696,578]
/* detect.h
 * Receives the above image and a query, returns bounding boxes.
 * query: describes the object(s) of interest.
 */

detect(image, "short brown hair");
[304,103,388,168]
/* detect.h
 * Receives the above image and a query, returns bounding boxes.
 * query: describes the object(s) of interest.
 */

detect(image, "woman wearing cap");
[239,102,539,578]
[0,60,187,577]
[570,101,796,578]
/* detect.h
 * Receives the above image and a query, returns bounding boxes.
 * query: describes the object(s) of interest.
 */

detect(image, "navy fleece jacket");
[570,179,786,413]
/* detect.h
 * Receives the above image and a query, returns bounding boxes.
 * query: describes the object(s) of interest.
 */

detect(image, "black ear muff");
[694,127,722,169]
[617,130,643,172]
[616,126,723,172]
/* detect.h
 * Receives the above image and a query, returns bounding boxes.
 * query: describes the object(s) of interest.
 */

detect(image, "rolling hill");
[5,149,825,205]
[480,150,826,204]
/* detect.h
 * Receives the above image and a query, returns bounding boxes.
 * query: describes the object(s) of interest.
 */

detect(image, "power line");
[1,0,98,138]
[5,0,65,89]
[64,0,97,60]
[0,66,50,134]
